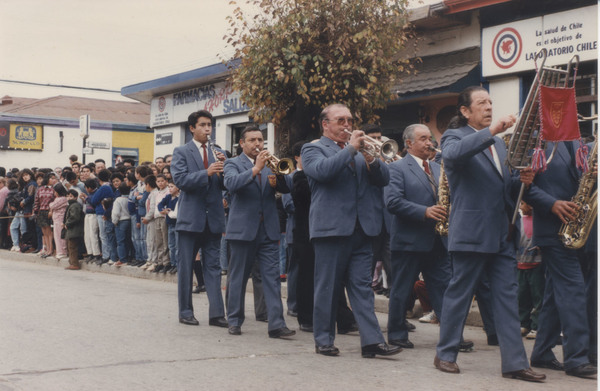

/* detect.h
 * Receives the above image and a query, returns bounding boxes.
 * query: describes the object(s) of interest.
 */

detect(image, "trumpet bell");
[276,158,294,175]
[380,139,399,160]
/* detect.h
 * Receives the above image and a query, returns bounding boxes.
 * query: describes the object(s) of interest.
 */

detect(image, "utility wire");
[0,79,120,93]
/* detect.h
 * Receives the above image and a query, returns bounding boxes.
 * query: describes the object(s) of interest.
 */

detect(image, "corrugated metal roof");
[392,47,480,95]
[0,95,150,125]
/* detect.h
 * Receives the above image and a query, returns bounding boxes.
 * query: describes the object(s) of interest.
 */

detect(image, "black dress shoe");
[565,363,597,379]
[299,324,313,332]
[192,285,206,294]
[389,339,414,349]
[208,317,228,328]
[268,327,296,339]
[169,267,178,274]
[153,264,164,273]
[338,323,359,334]
[162,264,172,273]
[361,343,402,358]
[179,316,199,326]
[487,334,499,346]
[228,325,241,335]
[458,340,474,352]
[256,316,268,322]
[502,368,546,382]
[531,358,564,371]
[315,345,339,356]
[405,320,416,331]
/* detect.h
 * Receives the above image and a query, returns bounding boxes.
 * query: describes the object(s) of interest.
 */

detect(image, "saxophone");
[558,140,597,249]
[435,160,451,236]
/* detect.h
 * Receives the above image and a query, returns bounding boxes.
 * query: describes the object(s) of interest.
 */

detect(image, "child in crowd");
[6,179,25,252]
[141,175,158,271]
[158,181,179,274]
[82,179,101,263]
[33,172,57,258]
[133,166,150,266]
[91,169,117,264]
[516,201,544,340]
[151,174,170,273]
[112,182,132,267]
[63,189,84,270]
[48,183,68,260]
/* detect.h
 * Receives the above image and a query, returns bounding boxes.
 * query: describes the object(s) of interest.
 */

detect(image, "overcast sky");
[0,0,435,102]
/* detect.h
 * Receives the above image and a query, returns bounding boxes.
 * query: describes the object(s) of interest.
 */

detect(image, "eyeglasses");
[325,117,354,126]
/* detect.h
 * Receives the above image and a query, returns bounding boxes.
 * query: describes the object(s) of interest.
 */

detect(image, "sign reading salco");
[482,5,597,77]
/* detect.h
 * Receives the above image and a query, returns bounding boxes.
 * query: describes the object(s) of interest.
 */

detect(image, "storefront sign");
[150,81,250,127]
[155,132,173,145]
[482,5,597,77]
[8,124,43,150]
[88,140,110,149]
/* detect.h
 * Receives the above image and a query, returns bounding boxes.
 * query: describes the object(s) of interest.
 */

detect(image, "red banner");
[539,85,580,141]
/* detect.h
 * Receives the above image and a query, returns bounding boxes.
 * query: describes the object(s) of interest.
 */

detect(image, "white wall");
[488,77,521,136]
[2,125,114,170]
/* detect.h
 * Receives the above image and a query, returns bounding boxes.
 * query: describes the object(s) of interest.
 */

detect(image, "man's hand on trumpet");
[252,149,269,177]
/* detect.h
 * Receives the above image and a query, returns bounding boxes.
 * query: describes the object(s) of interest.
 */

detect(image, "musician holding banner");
[434,86,545,382]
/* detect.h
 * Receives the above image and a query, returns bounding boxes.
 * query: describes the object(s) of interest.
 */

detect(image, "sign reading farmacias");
[482,5,597,77]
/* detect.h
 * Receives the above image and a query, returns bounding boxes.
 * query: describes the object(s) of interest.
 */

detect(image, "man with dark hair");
[71,162,81,176]
[164,154,173,166]
[223,124,295,339]
[123,158,135,167]
[94,159,106,175]
[435,86,543,382]
[69,155,79,164]
[171,110,228,327]
[301,104,399,358]
[155,157,165,171]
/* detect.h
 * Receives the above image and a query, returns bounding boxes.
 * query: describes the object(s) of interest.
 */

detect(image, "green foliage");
[224,0,415,126]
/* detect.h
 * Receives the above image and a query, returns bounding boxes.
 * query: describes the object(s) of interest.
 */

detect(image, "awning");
[392,47,480,100]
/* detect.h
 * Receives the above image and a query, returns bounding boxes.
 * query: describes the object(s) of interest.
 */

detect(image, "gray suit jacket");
[441,126,520,253]
[301,136,389,239]
[171,140,225,234]
[385,154,441,252]
[224,153,290,241]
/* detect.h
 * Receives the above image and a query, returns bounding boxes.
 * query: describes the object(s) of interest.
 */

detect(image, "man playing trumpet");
[301,103,401,358]
[223,125,295,339]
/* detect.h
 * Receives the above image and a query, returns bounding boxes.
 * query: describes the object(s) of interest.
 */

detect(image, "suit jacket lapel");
[187,141,204,171]
[407,155,435,198]
[241,153,262,192]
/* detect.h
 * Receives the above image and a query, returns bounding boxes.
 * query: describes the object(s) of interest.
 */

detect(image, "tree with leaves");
[224,0,415,155]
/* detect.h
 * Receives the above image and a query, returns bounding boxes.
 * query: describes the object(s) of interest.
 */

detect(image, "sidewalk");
[0,249,485,327]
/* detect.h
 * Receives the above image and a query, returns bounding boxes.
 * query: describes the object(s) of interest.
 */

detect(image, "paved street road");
[0,256,596,391]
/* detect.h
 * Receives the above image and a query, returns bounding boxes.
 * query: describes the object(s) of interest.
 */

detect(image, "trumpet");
[255,148,294,175]
[342,129,400,162]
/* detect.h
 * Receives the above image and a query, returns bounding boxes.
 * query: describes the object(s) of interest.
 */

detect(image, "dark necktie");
[202,144,209,169]
[337,142,345,149]
[423,160,437,195]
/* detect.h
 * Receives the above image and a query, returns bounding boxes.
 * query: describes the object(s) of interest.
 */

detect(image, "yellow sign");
[9,124,43,150]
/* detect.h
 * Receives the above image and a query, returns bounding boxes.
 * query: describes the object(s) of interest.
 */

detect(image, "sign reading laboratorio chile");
[482,5,597,77]
[150,81,250,127]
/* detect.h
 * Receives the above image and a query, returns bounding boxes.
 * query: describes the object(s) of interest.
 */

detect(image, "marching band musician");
[434,86,545,382]
[525,140,597,378]
[385,124,451,349]
[171,110,228,328]
[223,125,295,339]
[301,103,401,358]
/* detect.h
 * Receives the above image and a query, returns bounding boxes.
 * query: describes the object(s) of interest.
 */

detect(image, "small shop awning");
[392,47,480,100]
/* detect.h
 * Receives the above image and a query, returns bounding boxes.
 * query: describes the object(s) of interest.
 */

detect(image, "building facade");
[0,95,152,169]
